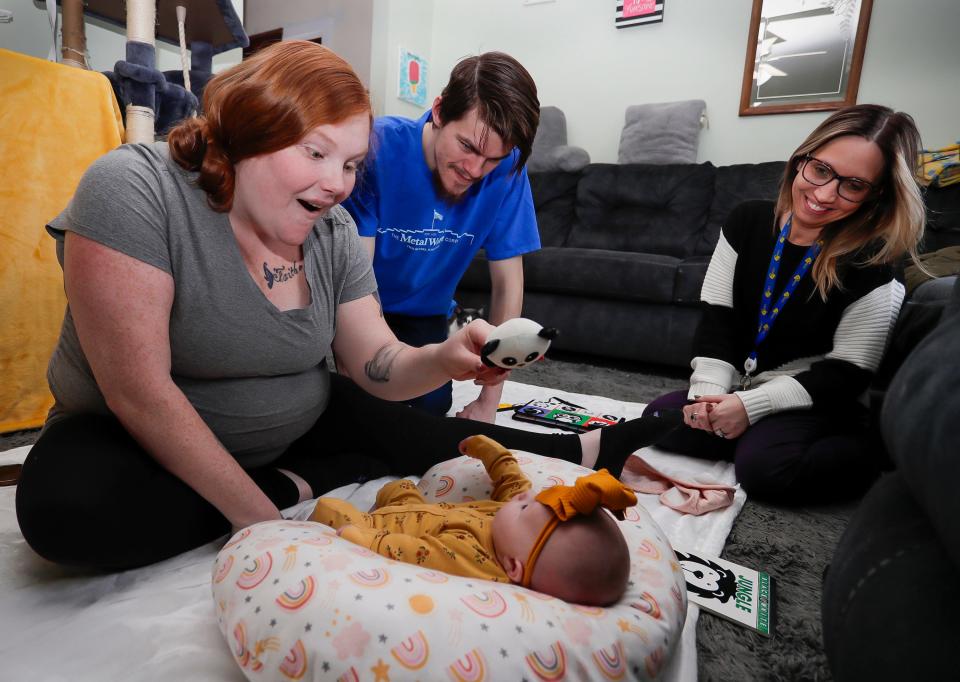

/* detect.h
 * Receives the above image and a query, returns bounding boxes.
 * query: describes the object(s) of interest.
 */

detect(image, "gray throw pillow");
[528,106,592,173]
[617,100,707,165]
[529,146,591,173]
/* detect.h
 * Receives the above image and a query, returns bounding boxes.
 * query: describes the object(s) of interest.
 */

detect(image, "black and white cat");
[447,305,485,337]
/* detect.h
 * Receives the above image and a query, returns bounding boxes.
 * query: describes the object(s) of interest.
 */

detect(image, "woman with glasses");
[643,104,925,504]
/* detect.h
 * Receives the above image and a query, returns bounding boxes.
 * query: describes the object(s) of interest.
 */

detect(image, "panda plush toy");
[480,318,559,369]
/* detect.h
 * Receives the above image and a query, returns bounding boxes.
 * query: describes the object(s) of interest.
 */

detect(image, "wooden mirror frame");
[739,0,873,117]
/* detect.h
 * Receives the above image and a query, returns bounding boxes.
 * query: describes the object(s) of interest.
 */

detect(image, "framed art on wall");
[398,48,428,107]
[739,0,873,116]
[616,0,665,29]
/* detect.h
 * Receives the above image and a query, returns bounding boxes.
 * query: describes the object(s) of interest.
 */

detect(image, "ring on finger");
[691,412,699,421]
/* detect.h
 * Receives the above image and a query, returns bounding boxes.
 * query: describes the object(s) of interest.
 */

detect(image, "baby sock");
[595,409,683,478]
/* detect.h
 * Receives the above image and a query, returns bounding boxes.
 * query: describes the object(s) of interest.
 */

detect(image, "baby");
[309,434,635,606]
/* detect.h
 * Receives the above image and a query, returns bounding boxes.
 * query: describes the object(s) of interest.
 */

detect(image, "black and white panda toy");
[480,318,559,369]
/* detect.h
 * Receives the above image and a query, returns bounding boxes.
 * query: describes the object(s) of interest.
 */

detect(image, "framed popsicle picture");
[398,48,428,107]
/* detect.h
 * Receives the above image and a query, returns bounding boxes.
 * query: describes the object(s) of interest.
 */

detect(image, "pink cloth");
[620,456,736,516]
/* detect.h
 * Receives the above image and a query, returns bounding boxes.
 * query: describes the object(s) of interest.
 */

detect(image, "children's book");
[508,397,624,433]
[674,548,775,638]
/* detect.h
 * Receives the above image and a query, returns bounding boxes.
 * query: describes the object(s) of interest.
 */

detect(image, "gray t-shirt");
[46,142,378,468]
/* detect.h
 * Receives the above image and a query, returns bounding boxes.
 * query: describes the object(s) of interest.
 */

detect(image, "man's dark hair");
[437,52,540,174]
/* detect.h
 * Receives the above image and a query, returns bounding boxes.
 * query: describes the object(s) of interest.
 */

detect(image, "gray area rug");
[506,352,852,682]
[0,351,851,681]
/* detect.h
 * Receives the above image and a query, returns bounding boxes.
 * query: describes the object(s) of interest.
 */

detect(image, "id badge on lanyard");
[741,215,822,390]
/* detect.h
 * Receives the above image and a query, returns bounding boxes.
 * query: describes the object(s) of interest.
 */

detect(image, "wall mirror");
[739,0,873,116]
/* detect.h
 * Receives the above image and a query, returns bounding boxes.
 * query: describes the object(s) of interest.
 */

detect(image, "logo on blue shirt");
[376,226,476,251]
[377,210,475,252]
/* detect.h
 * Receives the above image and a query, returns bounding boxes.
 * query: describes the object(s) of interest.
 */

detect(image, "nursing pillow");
[212,453,687,681]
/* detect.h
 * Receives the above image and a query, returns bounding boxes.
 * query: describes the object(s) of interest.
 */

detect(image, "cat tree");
[46,0,248,142]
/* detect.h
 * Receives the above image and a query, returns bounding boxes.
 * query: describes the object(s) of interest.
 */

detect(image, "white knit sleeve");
[735,376,813,424]
[688,230,740,397]
[825,279,905,371]
[688,357,739,399]
[699,231,737,308]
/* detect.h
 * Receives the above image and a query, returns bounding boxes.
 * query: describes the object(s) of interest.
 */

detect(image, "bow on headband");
[521,469,637,587]
[535,469,638,521]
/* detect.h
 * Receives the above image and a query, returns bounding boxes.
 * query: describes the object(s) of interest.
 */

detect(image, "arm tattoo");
[365,343,403,383]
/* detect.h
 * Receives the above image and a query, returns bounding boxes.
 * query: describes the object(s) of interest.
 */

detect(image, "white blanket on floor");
[0,380,744,681]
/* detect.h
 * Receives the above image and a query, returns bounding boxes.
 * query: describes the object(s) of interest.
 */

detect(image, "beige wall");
[428,0,960,165]
[5,0,955,165]
[370,0,434,118]
[245,0,373,89]
[244,0,435,118]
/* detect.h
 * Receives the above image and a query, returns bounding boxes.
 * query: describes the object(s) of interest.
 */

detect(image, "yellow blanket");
[0,49,124,432]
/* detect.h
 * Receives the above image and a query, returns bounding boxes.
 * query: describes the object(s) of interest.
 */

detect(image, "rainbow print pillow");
[212,453,687,681]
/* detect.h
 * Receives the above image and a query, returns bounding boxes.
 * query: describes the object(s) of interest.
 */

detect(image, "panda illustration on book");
[676,551,738,603]
[480,318,559,369]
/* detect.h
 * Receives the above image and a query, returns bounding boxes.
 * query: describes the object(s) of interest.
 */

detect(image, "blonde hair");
[773,104,926,299]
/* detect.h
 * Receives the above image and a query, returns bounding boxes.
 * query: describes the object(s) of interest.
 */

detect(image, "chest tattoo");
[262,261,304,289]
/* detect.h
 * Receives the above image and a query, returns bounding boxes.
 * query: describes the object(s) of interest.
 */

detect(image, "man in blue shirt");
[344,52,541,421]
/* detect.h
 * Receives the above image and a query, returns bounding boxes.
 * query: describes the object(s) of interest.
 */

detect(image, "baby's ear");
[501,554,525,583]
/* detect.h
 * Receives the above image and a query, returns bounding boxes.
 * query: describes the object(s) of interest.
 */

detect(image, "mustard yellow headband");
[520,469,637,588]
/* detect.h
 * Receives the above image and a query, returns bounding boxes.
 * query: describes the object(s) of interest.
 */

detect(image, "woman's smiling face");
[231,112,370,248]
[790,134,885,232]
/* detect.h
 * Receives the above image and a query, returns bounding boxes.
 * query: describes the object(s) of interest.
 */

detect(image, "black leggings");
[644,390,878,504]
[15,375,579,570]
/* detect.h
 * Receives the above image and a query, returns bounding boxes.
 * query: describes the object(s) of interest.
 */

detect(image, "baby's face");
[492,489,555,567]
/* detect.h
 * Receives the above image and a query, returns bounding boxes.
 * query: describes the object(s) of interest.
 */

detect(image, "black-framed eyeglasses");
[799,155,877,203]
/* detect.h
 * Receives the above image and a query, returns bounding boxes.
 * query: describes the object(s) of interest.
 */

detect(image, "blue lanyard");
[741,215,823,388]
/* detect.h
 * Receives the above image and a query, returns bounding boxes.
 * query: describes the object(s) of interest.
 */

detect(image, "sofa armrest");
[881,275,960,567]
[867,276,957,466]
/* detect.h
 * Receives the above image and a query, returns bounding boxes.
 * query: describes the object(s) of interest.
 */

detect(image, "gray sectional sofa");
[456,161,785,366]
[455,162,960,368]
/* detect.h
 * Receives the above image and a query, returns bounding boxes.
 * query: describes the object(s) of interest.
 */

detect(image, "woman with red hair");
[16,41,680,570]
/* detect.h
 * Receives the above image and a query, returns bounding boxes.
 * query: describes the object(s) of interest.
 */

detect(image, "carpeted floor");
[516,352,853,682]
[0,350,852,681]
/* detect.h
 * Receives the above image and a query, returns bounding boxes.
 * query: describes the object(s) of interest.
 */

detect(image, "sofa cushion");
[674,256,711,304]
[568,163,716,258]
[523,247,680,304]
[528,170,582,247]
[457,248,680,305]
[922,183,960,253]
[696,161,787,256]
[458,250,489,291]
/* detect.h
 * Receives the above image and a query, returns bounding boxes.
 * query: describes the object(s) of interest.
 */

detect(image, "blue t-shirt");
[343,111,540,316]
